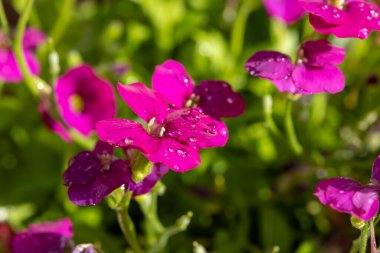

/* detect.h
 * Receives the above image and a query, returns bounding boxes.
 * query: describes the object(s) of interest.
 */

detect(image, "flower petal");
[371,156,380,185]
[67,160,132,206]
[96,119,160,154]
[263,0,304,24]
[93,141,114,156]
[301,40,346,66]
[28,218,73,238]
[194,80,245,118]
[23,28,46,49]
[38,105,72,142]
[245,51,293,80]
[298,0,348,25]
[292,64,345,94]
[63,151,101,186]
[147,137,201,172]
[133,163,169,196]
[152,59,194,108]
[314,178,379,221]
[165,108,229,149]
[117,82,169,124]
[0,50,40,83]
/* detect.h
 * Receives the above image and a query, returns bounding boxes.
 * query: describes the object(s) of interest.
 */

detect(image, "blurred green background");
[1,0,380,252]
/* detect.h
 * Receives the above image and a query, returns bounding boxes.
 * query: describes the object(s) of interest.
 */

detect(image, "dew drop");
[227,97,234,104]
[370,9,379,19]
[173,165,180,171]
[168,147,175,152]
[319,4,328,10]
[188,137,197,142]
[332,13,340,19]
[124,137,133,145]
[357,28,369,39]
[176,149,188,158]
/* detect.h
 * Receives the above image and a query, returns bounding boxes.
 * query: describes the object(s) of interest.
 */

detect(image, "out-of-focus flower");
[12,218,73,253]
[0,222,14,253]
[298,0,380,39]
[262,0,304,24]
[38,104,72,142]
[246,40,346,95]
[96,82,228,172]
[63,141,132,206]
[55,65,116,136]
[152,60,244,118]
[314,156,380,221]
[0,28,46,83]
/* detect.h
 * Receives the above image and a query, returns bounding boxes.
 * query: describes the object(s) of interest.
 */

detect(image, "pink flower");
[262,0,305,24]
[314,156,380,221]
[246,40,346,95]
[152,60,244,118]
[0,28,46,83]
[96,82,228,172]
[55,65,116,136]
[298,0,380,39]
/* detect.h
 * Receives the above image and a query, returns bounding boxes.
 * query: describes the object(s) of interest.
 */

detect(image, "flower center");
[328,0,344,9]
[0,33,11,50]
[147,117,166,137]
[69,94,84,113]
[98,153,115,171]
[295,48,307,64]
[184,93,201,108]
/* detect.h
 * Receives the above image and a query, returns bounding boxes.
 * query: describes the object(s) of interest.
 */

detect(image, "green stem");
[263,95,283,139]
[68,129,96,150]
[284,98,303,155]
[0,0,9,35]
[50,0,74,44]
[360,222,370,253]
[116,191,145,253]
[138,192,165,235]
[371,220,377,253]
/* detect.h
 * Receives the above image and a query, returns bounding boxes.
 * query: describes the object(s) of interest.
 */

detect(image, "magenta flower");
[63,141,133,206]
[12,218,73,253]
[314,156,380,221]
[132,163,169,197]
[262,0,305,24]
[152,60,244,118]
[96,82,228,172]
[38,104,72,142]
[246,39,346,95]
[298,0,380,39]
[0,28,46,83]
[55,65,116,136]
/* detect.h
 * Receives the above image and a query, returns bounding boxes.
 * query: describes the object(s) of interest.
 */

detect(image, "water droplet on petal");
[124,138,133,145]
[173,165,180,171]
[319,4,328,10]
[176,149,188,158]
[357,28,369,39]
[168,147,175,152]
[227,97,234,104]
[188,137,197,142]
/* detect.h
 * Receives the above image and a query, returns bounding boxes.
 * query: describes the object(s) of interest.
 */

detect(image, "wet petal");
[263,0,304,24]
[314,178,379,221]
[0,50,40,83]
[165,108,229,149]
[28,218,73,238]
[23,28,46,49]
[133,163,169,196]
[301,40,346,66]
[194,80,245,118]
[147,137,201,172]
[152,59,194,108]
[292,64,345,94]
[245,51,293,80]
[67,160,132,206]
[63,151,101,186]
[117,82,169,124]
[96,119,160,154]
[298,0,348,24]
[371,156,380,185]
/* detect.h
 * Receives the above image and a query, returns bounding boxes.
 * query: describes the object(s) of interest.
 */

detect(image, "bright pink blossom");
[314,156,380,221]
[299,0,380,39]
[96,82,228,172]
[152,60,244,118]
[262,0,305,24]
[246,40,346,95]
[55,65,116,136]
[0,28,46,83]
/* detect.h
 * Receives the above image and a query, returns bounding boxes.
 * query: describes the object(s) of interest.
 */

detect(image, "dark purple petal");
[245,51,293,80]
[55,65,116,136]
[63,151,101,186]
[22,28,46,50]
[152,59,194,108]
[371,156,380,185]
[117,82,169,124]
[263,0,305,24]
[12,218,73,253]
[133,163,169,196]
[194,80,245,118]
[165,108,229,149]
[147,137,201,172]
[292,64,345,94]
[93,141,114,156]
[301,40,346,66]
[0,50,40,83]
[96,119,160,154]
[38,105,72,142]
[314,178,379,221]
[67,159,132,206]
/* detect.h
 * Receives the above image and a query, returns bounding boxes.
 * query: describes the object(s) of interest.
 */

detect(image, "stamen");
[159,127,166,137]
[147,117,156,134]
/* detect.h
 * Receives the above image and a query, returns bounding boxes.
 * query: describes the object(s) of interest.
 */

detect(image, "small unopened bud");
[351,216,365,230]
[176,211,193,231]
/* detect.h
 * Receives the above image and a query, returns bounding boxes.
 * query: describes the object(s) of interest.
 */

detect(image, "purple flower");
[0,28,46,83]
[63,141,132,206]
[246,39,346,95]
[55,65,116,136]
[314,156,380,221]
[262,0,305,24]
[132,163,169,197]
[152,60,244,118]
[298,0,380,39]
[96,82,229,172]
[12,218,73,253]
